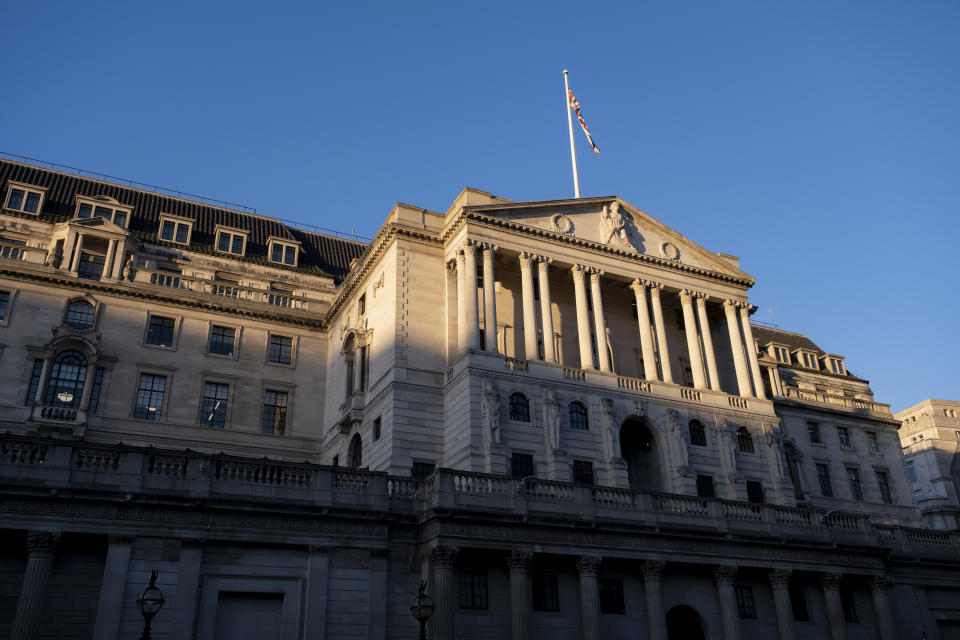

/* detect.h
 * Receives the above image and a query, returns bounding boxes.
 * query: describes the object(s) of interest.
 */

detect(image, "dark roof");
[750,325,825,354]
[0,159,367,284]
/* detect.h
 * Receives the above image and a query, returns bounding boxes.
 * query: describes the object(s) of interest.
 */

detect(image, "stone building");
[0,156,957,639]
[897,399,960,531]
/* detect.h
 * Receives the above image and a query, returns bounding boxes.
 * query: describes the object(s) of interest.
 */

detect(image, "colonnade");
[61,228,128,280]
[448,240,766,399]
[430,546,900,640]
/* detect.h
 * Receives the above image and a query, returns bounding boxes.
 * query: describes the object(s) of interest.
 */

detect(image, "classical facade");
[0,157,958,639]
[897,399,960,531]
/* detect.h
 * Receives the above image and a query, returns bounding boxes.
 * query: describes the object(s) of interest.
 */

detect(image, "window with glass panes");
[509,393,529,422]
[816,463,833,497]
[696,475,715,498]
[458,571,488,609]
[737,426,754,453]
[201,382,229,428]
[746,480,765,504]
[689,420,707,446]
[216,231,245,255]
[133,374,166,421]
[568,402,588,430]
[0,290,9,322]
[146,315,176,347]
[76,202,128,227]
[270,242,297,266]
[160,220,190,244]
[88,367,105,414]
[906,460,919,483]
[735,586,757,619]
[411,462,435,479]
[77,251,106,280]
[837,426,851,448]
[807,421,822,444]
[209,325,236,356]
[598,578,625,614]
[6,186,42,213]
[268,335,292,364]
[876,470,893,504]
[511,453,534,479]
[45,351,87,408]
[65,301,95,329]
[261,390,288,435]
[846,467,863,500]
[866,431,880,453]
[532,573,559,612]
[25,359,43,406]
[573,460,594,484]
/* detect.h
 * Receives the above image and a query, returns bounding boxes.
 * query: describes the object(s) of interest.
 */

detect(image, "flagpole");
[563,69,581,198]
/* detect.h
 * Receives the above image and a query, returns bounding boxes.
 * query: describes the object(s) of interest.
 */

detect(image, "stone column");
[714,565,742,640]
[92,535,133,640]
[445,261,457,361]
[69,233,85,272]
[820,573,850,640]
[768,570,797,640]
[649,284,673,383]
[431,546,458,640]
[537,258,556,363]
[680,290,707,389]
[112,241,126,279]
[10,531,61,640]
[174,540,204,640]
[572,265,594,370]
[724,300,753,397]
[33,356,52,405]
[104,238,117,280]
[520,253,539,360]
[868,577,897,640]
[589,270,610,372]
[739,305,766,399]
[80,356,99,410]
[462,242,481,350]
[482,244,500,353]
[456,252,467,353]
[576,556,602,640]
[508,551,532,640]
[695,294,721,391]
[642,561,667,640]
[630,280,657,381]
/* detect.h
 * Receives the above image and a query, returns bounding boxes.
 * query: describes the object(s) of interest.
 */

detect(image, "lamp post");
[410,580,435,640]
[136,569,165,640]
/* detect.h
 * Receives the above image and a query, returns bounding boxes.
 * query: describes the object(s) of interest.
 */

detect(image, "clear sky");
[3,1,957,412]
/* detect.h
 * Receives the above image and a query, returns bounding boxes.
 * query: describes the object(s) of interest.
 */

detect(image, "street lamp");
[136,569,165,640]
[410,580,434,640]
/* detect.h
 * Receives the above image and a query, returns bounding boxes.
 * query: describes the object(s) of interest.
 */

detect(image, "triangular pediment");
[467,196,751,280]
[69,216,129,235]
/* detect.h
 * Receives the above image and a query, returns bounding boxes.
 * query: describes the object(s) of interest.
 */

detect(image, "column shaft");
[714,566,742,640]
[649,286,673,383]
[93,536,133,640]
[431,547,458,640]
[69,233,85,272]
[537,259,556,363]
[724,301,753,397]
[520,254,539,360]
[769,570,798,640]
[572,266,594,370]
[739,306,766,399]
[104,239,117,280]
[482,246,499,353]
[820,574,851,640]
[508,552,532,640]
[34,357,52,405]
[462,243,481,350]
[112,242,126,279]
[642,561,667,640]
[630,280,658,381]
[456,253,467,353]
[696,295,721,391]
[576,556,602,640]
[589,271,610,372]
[11,531,60,640]
[680,290,707,389]
[869,578,897,640]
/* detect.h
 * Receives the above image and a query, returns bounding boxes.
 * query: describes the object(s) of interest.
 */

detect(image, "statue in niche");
[123,255,137,281]
[46,246,62,269]
[666,409,689,470]
[544,388,561,452]
[719,420,738,477]
[601,398,620,460]
[480,380,501,449]
[599,201,629,245]
[765,426,786,480]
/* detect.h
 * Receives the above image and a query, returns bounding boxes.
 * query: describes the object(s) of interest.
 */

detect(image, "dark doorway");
[666,605,706,640]
[620,417,662,492]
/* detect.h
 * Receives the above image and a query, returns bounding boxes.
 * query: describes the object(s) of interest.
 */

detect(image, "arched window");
[348,433,363,468]
[509,393,529,422]
[689,420,707,446]
[737,426,755,453]
[569,402,589,430]
[65,301,95,330]
[44,350,87,408]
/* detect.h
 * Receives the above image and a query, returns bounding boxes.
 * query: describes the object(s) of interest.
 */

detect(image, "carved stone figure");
[599,201,628,245]
[123,255,136,281]
[46,247,62,269]
[765,426,786,480]
[480,380,501,448]
[666,409,689,470]
[601,398,620,460]
[544,388,561,452]
[719,420,738,477]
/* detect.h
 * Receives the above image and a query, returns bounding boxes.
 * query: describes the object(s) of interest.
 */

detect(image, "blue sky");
[3,1,957,411]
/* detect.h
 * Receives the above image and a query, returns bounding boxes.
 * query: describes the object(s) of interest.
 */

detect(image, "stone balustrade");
[783,386,892,417]
[138,268,313,312]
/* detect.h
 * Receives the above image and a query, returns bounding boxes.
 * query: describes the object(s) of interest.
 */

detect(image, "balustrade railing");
[784,387,891,416]
[504,357,529,372]
[680,388,702,402]
[617,377,651,393]
[142,269,310,311]
[563,368,585,381]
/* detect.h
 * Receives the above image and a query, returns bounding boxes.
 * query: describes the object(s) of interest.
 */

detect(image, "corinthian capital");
[507,550,533,573]
[713,565,737,586]
[519,251,538,269]
[768,569,792,587]
[571,264,590,282]
[576,555,602,577]
[679,289,698,304]
[26,531,60,558]
[431,546,459,569]
[629,278,647,294]
[642,560,666,581]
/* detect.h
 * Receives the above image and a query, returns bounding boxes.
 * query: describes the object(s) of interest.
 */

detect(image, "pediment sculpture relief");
[599,202,644,253]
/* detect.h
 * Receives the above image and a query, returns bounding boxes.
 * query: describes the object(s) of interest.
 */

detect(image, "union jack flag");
[568,89,599,155]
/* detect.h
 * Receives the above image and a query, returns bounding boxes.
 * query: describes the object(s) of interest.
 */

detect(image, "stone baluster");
[739,305,766,399]
[642,560,668,640]
[680,290,707,389]
[576,556,602,640]
[649,283,673,383]
[571,266,594,370]
[589,270,611,372]
[10,531,61,640]
[724,300,754,397]
[768,570,798,640]
[431,546,458,640]
[520,253,539,361]
[537,258,556,363]
[695,293,721,391]
[868,577,897,640]
[714,565,742,640]
[508,551,533,640]
[482,244,500,353]
[462,242,481,350]
[630,279,658,381]
[820,573,850,640]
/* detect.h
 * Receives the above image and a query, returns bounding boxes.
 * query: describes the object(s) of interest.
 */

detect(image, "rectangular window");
[261,390,288,435]
[598,578,625,614]
[160,220,191,244]
[217,231,246,255]
[816,463,833,497]
[268,335,293,364]
[532,573,560,612]
[358,293,366,316]
[735,585,757,619]
[201,382,229,428]
[458,571,488,609]
[906,460,918,483]
[847,467,863,501]
[573,460,594,485]
[411,462,435,479]
[77,251,106,280]
[837,426,851,449]
[209,325,236,357]
[25,359,43,406]
[696,475,715,498]
[807,421,821,444]
[146,315,176,347]
[271,244,283,262]
[359,345,368,390]
[511,453,534,479]
[789,584,809,621]
[866,431,880,454]
[0,291,9,322]
[746,480,765,504]
[88,367,105,414]
[7,187,43,213]
[231,235,244,254]
[372,416,381,441]
[876,470,893,504]
[133,374,166,421]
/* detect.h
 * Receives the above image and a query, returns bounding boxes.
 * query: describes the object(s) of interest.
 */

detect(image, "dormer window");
[4,181,46,214]
[158,214,193,245]
[826,356,845,375]
[215,226,248,256]
[796,351,819,370]
[75,196,131,228]
[770,345,790,364]
[267,237,299,266]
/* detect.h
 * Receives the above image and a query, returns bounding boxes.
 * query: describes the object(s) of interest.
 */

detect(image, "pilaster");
[768,570,797,640]
[507,551,533,640]
[713,565,742,640]
[576,556,602,640]
[11,531,61,640]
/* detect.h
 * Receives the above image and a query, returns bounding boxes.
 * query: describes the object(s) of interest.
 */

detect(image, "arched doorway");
[666,605,706,640]
[619,417,662,492]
